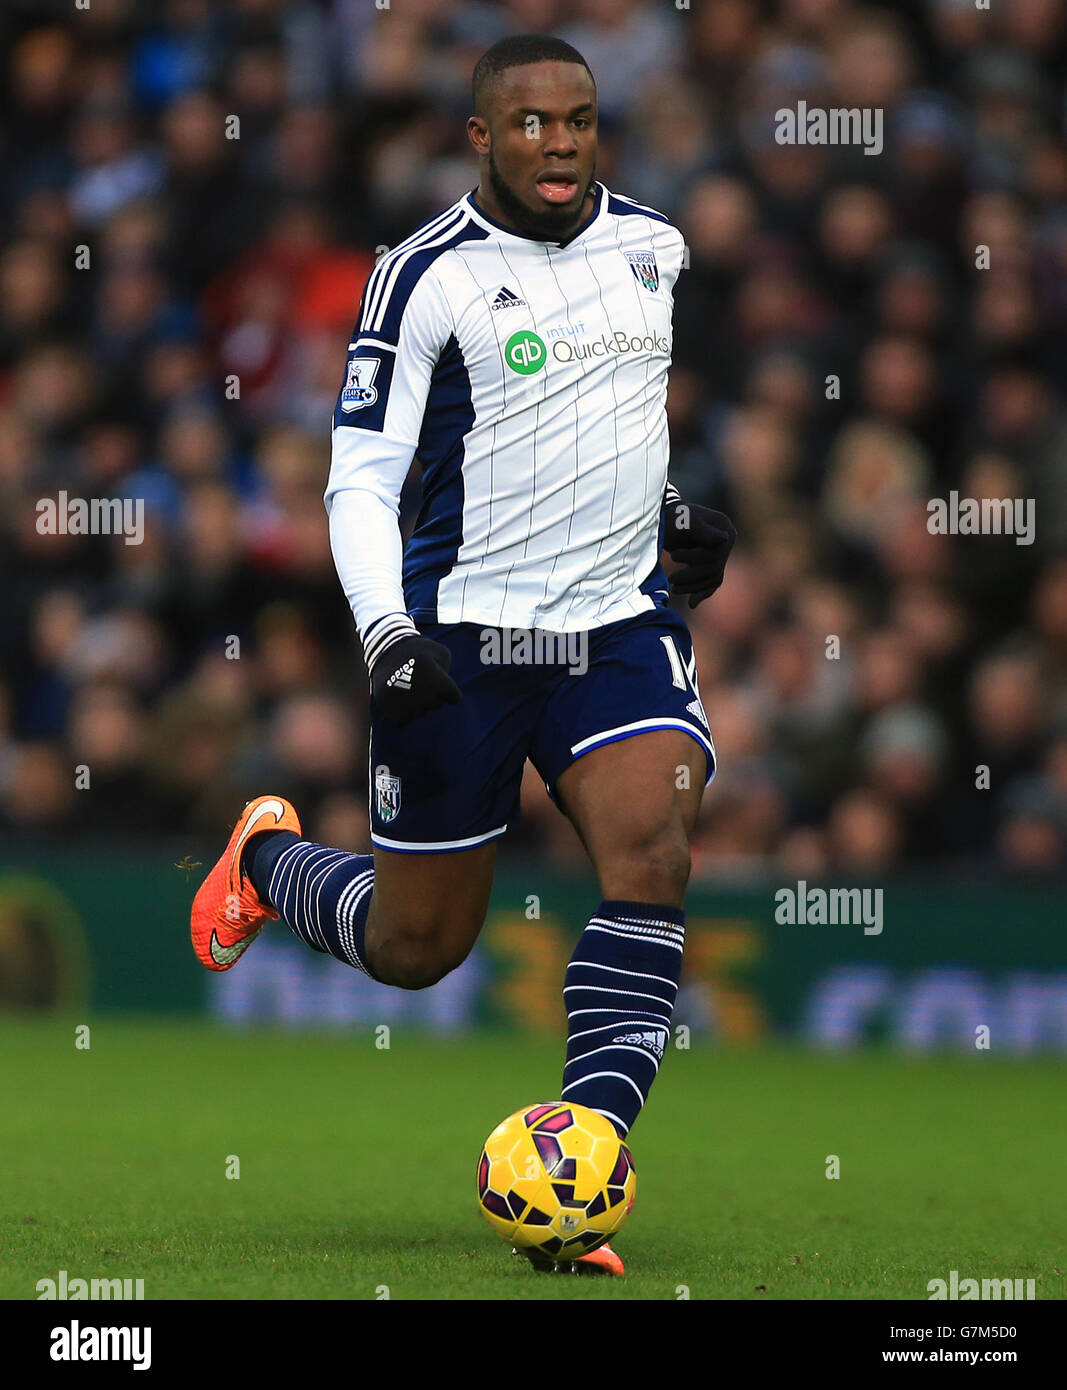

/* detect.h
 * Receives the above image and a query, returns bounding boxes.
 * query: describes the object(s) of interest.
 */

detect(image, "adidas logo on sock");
[491,286,527,310]
[387,658,415,690]
[612,1028,667,1058]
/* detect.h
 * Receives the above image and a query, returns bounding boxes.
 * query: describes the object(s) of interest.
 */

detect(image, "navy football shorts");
[367,604,716,853]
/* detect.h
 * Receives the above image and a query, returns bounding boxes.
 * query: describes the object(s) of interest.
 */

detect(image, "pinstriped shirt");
[325,182,684,656]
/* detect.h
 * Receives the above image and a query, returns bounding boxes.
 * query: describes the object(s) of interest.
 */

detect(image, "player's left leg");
[553,729,705,1137]
[528,604,715,1150]
[558,728,703,904]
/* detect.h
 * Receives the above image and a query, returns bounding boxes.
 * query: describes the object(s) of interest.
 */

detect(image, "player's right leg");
[264,823,497,985]
[192,800,497,986]
[190,622,535,987]
[363,841,497,987]
[190,794,304,972]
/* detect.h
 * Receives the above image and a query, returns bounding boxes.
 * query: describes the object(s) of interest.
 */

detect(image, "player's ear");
[467,115,490,156]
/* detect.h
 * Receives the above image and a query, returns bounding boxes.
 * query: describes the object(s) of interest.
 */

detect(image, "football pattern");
[477,1101,636,1259]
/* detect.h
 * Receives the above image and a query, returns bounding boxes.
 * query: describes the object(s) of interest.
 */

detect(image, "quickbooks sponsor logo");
[551,330,669,363]
[504,330,546,374]
[545,320,586,340]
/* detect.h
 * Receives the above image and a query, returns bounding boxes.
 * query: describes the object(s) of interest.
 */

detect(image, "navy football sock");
[561,900,684,1137]
[245,831,377,977]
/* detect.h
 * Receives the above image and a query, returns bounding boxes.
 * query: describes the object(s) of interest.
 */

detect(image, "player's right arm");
[325,266,461,724]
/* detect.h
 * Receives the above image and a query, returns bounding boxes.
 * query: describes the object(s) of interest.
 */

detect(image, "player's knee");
[600,823,691,902]
[376,919,477,991]
[389,951,455,990]
[642,831,691,900]
[381,937,456,989]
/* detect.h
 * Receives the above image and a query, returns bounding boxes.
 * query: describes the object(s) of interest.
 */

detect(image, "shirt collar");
[465,181,605,249]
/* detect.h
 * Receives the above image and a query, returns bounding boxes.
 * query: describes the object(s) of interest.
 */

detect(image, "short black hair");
[472,34,594,118]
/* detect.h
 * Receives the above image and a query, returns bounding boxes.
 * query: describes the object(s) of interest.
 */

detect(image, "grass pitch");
[1,1018,1061,1300]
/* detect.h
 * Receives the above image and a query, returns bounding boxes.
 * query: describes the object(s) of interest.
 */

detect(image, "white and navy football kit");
[325,181,715,852]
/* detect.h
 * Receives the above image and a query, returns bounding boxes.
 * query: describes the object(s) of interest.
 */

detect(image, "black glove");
[370,634,462,725]
[663,497,737,608]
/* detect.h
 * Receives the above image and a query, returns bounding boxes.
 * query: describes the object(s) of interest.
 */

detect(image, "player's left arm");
[656,224,737,606]
[661,483,737,607]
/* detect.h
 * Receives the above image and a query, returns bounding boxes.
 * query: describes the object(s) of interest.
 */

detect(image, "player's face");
[470,61,598,240]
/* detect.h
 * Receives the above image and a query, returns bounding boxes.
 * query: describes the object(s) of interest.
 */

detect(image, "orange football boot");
[190,795,301,971]
[573,1242,624,1276]
[516,1240,625,1276]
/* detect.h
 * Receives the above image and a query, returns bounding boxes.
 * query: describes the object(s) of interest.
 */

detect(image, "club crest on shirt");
[624,249,659,293]
[374,765,401,823]
[340,356,380,412]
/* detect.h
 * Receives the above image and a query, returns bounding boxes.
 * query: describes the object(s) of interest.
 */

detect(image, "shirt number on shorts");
[660,634,700,696]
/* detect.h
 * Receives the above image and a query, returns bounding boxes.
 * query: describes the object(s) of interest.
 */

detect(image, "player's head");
[468,34,597,241]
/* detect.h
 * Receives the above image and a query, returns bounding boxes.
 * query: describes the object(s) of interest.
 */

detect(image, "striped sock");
[561,900,684,1137]
[245,831,377,977]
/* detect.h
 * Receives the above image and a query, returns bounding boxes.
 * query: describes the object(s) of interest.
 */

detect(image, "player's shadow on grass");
[232,1224,475,1262]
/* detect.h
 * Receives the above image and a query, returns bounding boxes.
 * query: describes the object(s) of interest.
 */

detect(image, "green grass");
[1,1018,1062,1300]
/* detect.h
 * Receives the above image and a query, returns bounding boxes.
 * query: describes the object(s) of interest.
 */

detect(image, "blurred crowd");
[2,0,1066,877]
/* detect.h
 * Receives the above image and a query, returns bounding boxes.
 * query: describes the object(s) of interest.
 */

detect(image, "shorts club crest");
[374,766,402,824]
